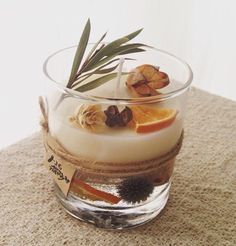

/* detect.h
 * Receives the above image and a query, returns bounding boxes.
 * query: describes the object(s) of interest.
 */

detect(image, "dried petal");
[126,64,170,97]
[148,71,169,89]
[133,83,158,96]
[126,70,145,86]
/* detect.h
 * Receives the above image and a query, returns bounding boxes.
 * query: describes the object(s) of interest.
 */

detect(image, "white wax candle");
[49,76,183,163]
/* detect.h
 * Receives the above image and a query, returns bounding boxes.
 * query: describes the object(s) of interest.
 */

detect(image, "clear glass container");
[43,45,193,229]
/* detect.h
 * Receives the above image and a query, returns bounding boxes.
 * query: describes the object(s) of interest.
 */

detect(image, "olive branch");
[55,19,147,109]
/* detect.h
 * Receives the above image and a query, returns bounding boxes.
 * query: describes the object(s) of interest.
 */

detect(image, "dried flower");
[69,104,105,132]
[126,64,169,97]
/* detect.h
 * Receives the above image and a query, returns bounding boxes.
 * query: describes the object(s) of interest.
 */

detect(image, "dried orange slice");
[129,106,177,133]
[71,179,121,204]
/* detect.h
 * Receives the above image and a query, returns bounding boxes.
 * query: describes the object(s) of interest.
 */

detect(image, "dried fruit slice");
[129,106,177,133]
[70,179,121,204]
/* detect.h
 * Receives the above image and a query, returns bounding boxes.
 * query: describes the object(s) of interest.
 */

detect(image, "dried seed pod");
[105,114,121,128]
[104,105,133,128]
[117,176,154,204]
[69,104,106,132]
[119,107,133,126]
[104,105,120,127]
[104,105,119,117]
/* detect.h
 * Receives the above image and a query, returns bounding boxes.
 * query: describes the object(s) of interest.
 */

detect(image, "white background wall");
[0,0,236,148]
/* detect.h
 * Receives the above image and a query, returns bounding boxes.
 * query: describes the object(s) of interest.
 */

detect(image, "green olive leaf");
[65,21,146,94]
[81,29,143,73]
[81,38,129,72]
[75,73,118,92]
[72,59,120,87]
[83,32,107,65]
[72,57,134,88]
[105,43,146,56]
[119,47,145,55]
[55,21,147,108]
[94,64,119,74]
[68,19,91,87]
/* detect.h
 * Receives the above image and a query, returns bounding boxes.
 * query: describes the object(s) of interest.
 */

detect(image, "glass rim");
[43,45,193,104]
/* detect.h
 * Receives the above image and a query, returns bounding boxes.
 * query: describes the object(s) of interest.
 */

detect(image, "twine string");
[39,97,183,182]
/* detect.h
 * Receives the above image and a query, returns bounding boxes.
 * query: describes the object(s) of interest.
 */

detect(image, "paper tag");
[44,151,76,196]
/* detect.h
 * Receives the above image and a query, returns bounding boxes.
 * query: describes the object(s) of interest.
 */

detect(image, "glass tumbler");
[42,46,193,229]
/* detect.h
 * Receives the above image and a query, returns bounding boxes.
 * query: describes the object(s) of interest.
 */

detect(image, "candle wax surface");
[49,77,184,163]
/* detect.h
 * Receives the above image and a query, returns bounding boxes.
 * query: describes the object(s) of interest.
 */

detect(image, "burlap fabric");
[0,88,235,245]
